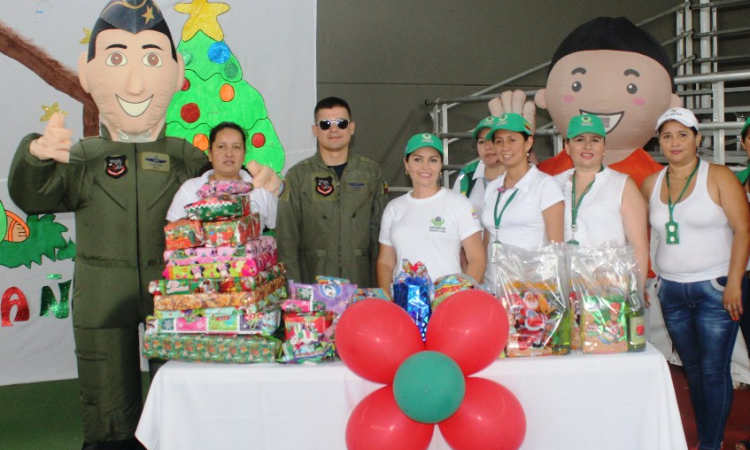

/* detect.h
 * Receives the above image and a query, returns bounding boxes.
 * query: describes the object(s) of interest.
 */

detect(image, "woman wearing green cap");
[735,117,750,450]
[553,114,649,294]
[480,113,564,290]
[377,133,486,291]
[452,116,505,213]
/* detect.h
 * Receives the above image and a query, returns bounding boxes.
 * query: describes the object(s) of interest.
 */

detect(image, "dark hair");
[209,122,247,148]
[314,97,352,118]
[657,123,698,136]
[404,151,444,163]
[549,17,675,93]
[88,18,177,62]
[489,130,532,142]
[743,126,750,141]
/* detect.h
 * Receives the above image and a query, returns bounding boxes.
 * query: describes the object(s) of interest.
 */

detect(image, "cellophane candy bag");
[494,243,570,357]
[569,245,645,354]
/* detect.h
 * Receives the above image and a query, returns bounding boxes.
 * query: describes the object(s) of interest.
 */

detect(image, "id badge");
[491,240,504,263]
[665,220,679,245]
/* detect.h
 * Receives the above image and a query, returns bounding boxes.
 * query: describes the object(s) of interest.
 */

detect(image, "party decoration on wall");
[0,211,74,269]
[337,291,526,450]
[2,287,30,327]
[40,280,72,319]
[166,0,286,173]
[39,102,68,122]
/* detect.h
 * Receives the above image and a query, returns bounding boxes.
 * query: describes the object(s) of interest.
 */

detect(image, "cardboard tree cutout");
[495,17,681,186]
[166,0,286,173]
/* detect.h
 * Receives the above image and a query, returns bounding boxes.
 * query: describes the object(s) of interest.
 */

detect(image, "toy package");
[569,245,646,354]
[202,213,261,247]
[288,282,358,317]
[184,194,251,221]
[494,243,570,357]
[349,288,391,305]
[196,180,253,198]
[164,219,205,250]
[433,273,479,309]
[392,260,433,340]
[279,312,336,363]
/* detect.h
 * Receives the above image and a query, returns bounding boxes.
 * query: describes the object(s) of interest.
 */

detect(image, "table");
[136,344,687,450]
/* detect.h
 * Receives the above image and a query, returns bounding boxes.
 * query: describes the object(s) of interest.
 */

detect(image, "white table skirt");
[136,344,687,450]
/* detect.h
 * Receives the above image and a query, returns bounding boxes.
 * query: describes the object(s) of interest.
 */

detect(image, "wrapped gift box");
[184,194,251,221]
[202,214,261,248]
[164,236,276,266]
[162,252,277,280]
[153,280,286,311]
[149,263,285,295]
[142,332,281,363]
[164,219,205,250]
[196,180,253,198]
[150,307,281,336]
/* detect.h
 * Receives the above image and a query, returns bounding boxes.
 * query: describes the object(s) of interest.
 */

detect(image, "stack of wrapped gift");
[142,180,285,364]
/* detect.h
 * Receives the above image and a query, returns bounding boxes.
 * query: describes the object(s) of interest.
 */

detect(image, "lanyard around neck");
[493,187,519,230]
[570,166,603,231]
[666,158,700,221]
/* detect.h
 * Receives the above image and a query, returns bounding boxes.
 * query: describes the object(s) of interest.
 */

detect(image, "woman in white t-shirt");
[166,122,277,230]
[480,113,564,289]
[553,114,648,295]
[377,133,485,290]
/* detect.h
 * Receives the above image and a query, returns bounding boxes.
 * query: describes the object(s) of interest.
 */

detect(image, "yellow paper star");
[174,0,230,42]
[79,28,92,45]
[39,103,68,122]
[143,5,155,24]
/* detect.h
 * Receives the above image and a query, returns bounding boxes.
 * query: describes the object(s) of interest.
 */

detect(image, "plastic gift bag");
[391,260,433,340]
[494,243,570,357]
[569,245,645,354]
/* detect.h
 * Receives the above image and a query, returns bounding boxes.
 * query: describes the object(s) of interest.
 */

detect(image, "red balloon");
[336,299,425,384]
[426,289,509,376]
[439,378,526,450]
[346,386,434,450]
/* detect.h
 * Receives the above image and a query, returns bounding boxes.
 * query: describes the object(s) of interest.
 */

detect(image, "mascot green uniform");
[8,1,280,448]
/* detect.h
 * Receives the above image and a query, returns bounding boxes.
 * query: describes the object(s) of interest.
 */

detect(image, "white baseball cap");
[656,107,699,132]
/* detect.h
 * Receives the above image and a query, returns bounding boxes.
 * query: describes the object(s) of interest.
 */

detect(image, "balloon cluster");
[336,290,526,450]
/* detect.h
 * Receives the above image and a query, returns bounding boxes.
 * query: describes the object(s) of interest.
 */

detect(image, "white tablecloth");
[136,344,687,450]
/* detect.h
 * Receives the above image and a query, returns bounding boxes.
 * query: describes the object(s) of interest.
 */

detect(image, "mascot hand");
[29,113,72,163]
[488,89,536,133]
[247,160,283,196]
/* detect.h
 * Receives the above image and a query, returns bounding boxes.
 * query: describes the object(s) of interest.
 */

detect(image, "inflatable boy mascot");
[8,1,279,448]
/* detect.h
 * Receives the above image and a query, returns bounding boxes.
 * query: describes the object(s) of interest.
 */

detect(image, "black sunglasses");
[317,118,350,130]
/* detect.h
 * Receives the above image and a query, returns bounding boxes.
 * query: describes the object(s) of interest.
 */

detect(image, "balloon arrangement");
[336,290,526,450]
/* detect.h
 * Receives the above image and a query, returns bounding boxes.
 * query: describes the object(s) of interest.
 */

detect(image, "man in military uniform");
[276,97,389,288]
[8,2,278,448]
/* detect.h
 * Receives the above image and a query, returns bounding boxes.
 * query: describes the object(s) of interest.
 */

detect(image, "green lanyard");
[570,166,603,233]
[493,187,519,232]
[664,158,700,245]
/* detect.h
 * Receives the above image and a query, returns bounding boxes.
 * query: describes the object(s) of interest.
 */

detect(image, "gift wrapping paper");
[196,180,253,198]
[163,236,276,266]
[142,332,281,363]
[149,307,281,336]
[153,280,286,311]
[184,194,251,221]
[162,251,277,280]
[164,219,205,250]
[202,213,261,247]
[149,263,285,295]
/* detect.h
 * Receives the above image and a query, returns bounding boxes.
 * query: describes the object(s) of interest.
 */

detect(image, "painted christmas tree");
[166,0,285,173]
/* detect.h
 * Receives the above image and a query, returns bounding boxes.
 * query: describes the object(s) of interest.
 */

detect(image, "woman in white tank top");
[641,107,750,450]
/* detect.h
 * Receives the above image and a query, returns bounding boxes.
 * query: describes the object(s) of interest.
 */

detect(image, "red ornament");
[181,103,200,123]
[251,132,266,148]
[2,287,30,327]
[181,78,191,91]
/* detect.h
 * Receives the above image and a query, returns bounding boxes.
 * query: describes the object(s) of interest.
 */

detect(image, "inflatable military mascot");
[8,1,279,448]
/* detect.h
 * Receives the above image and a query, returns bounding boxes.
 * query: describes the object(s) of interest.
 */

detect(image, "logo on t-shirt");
[429,216,446,233]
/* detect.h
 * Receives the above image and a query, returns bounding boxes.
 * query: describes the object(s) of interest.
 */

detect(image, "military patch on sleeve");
[105,155,128,179]
[140,152,171,172]
[315,176,335,197]
[345,180,368,193]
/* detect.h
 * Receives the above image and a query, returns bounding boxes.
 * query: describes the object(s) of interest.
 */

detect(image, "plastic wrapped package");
[391,260,433,340]
[569,245,645,354]
[433,273,479,309]
[494,243,570,357]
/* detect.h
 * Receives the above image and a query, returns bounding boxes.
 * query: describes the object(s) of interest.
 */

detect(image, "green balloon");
[393,351,465,423]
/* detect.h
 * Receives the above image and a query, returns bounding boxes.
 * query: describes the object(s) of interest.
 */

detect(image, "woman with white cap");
[642,107,750,450]
[480,113,564,290]
[554,114,649,299]
[377,133,486,291]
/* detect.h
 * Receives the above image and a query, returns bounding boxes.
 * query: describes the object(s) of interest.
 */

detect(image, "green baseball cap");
[485,113,532,141]
[567,114,606,139]
[741,117,750,140]
[405,133,444,156]
[472,116,498,139]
